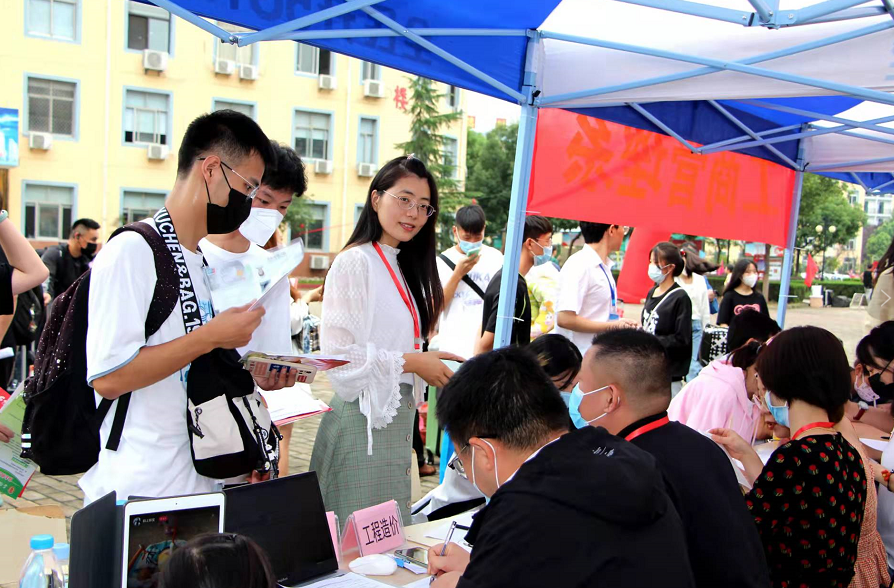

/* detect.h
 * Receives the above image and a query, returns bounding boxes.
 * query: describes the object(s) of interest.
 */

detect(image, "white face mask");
[742,274,758,288]
[239,208,284,246]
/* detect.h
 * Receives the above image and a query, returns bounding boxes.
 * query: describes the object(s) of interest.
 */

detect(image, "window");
[865,200,870,213]
[354,204,364,225]
[23,183,73,240]
[216,22,255,66]
[302,204,326,250]
[294,111,330,161]
[443,137,459,178]
[122,191,165,224]
[27,0,77,41]
[27,77,75,137]
[212,99,255,120]
[361,61,381,81]
[847,239,856,250]
[446,85,459,109]
[879,201,885,215]
[127,1,171,53]
[358,118,377,164]
[124,89,169,145]
[296,43,332,75]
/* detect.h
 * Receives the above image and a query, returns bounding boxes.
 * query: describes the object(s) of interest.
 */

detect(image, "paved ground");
[2,303,868,570]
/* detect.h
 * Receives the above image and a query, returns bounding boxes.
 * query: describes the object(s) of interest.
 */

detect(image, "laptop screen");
[224,472,338,586]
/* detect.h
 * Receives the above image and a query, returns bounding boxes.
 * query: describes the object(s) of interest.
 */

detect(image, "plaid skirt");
[310,383,415,525]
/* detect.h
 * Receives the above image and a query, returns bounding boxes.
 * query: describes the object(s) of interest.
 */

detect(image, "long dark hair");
[876,234,894,285]
[723,258,757,295]
[160,533,277,588]
[346,155,444,337]
[680,242,720,276]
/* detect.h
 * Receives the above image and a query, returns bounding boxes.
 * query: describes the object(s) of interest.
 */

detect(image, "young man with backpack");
[41,218,100,305]
[78,111,296,504]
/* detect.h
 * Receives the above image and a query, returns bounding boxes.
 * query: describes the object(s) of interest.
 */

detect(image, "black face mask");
[869,372,894,403]
[82,241,97,257]
[205,164,252,235]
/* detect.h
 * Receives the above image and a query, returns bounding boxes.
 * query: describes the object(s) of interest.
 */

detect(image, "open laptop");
[224,471,342,587]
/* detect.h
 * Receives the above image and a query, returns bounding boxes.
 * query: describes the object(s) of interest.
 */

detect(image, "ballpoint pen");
[430,521,458,585]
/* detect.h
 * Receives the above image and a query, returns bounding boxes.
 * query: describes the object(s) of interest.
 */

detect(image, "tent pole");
[777,143,806,328]
[494,34,540,349]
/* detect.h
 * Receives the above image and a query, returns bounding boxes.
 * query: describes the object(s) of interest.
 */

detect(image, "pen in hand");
[430,521,458,585]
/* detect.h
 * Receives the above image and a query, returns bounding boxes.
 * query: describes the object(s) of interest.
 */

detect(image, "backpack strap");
[102,221,180,451]
[438,254,486,300]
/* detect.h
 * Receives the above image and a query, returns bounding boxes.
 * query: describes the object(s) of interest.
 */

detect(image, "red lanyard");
[372,242,421,350]
[624,416,670,441]
[792,421,836,440]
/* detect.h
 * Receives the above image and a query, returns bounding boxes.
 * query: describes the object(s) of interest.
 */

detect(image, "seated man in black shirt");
[428,346,695,588]
[475,215,552,353]
[576,329,770,588]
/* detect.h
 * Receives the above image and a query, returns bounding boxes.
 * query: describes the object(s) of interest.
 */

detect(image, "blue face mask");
[559,391,572,408]
[458,238,483,256]
[531,240,553,267]
[568,384,610,429]
[764,391,790,428]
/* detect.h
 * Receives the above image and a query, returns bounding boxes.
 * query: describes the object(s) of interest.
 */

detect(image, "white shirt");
[81,219,216,504]
[435,245,503,359]
[199,239,292,356]
[554,246,616,354]
[321,243,419,454]
[675,273,711,326]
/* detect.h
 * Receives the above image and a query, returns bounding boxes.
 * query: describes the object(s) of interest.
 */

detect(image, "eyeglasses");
[198,157,259,199]
[448,446,469,479]
[381,190,437,217]
[614,225,630,235]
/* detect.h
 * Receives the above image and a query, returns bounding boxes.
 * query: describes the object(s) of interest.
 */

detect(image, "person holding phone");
[309,155,462,525]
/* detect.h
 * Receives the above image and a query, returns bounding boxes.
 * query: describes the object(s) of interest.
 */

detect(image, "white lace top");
[321,242,419,454]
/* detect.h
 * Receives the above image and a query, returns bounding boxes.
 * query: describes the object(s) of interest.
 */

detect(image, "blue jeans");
[687,319,703,382]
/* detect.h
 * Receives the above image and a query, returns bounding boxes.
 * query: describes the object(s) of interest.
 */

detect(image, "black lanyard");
[153,207,205,333]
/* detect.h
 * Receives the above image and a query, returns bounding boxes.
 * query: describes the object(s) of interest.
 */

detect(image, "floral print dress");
[745,433,867,588]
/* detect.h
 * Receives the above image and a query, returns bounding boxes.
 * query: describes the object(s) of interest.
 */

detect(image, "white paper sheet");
[861,438,889,452]
[300,572,393,587]
[258,384,330,426]
[423,513,476,553]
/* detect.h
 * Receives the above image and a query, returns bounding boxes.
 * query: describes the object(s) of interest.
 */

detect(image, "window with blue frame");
[361,61,381,81]
[124,90,169,145]
[213,100,255,120]
[217,21,255,66]
[27,77,75,136]
[294,111,330,161]
[24,183,73,240]
[296,43,332,75]
[127,1,171,52]
[443,137,459,178]
[358,118,377,164]
[303,204,326,250]
[27,0,77,41]
[122,191,166,224]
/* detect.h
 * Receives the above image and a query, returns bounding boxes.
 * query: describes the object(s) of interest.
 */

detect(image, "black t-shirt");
[717,289,769,326]
[481,268,530,347]
[0,263,12,316]
[642,283,692,380]
[863,270,874,288]
[622,414,771,588]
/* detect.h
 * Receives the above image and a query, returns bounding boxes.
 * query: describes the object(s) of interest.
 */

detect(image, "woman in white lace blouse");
[310,155,463,524]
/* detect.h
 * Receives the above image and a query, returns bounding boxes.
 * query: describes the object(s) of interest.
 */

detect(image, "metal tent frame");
[154,0,894,345]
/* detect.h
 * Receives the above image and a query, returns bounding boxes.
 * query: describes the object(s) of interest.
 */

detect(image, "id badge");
[609,305,620,321]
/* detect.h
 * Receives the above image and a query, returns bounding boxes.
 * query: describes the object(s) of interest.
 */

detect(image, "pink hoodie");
[668,358,762,442]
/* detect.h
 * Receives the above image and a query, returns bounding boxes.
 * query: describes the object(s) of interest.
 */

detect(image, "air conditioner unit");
[314,159,333,175]
[142,49,168,73]
[29,132,52,151]
[318,75,336,91]
[239,64,258,81]
[215,59,235,75]
[363,79,385,98]
[147,144,169,160]
[357,163,377,178]
[310,255,330,270]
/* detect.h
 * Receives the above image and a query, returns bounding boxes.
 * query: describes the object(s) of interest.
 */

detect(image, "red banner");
[528,110,797,247]
[617,228,672,304]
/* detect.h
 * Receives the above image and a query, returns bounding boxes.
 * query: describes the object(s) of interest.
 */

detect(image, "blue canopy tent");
[147,0,894,345]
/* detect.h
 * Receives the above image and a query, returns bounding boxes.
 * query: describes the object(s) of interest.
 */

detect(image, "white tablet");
[121,492,226,588]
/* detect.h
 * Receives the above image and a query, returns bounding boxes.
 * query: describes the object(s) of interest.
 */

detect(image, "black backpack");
[20,222,179,475]
[10,286,45,346]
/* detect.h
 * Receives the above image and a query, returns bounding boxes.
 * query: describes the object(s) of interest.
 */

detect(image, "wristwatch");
[0,210,9,224]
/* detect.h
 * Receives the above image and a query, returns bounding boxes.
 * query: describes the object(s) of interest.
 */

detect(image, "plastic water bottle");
[52,544,69,588]
[19,535,64,588]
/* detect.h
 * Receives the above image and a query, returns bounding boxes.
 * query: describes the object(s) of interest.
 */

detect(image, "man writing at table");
[427,346,695,588]
[575,329,769,588]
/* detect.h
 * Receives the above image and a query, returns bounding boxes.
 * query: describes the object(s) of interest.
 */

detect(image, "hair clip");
[406,153,417,161]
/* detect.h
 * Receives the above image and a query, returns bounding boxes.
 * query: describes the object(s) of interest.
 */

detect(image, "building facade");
[1,0,466,274]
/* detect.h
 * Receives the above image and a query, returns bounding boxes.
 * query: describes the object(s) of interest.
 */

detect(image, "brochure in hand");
[0,384,36,498]
[205,239,305,314]
[240,352,350,384]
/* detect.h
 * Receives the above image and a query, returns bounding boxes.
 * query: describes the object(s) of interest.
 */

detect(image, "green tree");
[395,77,463,250]
[282,196,317,243]
[866,219,894,262]
[793,174,865,274]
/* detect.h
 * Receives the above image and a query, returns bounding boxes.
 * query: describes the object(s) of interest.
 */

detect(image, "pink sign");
[327,512,341,563]
[340,500,405,557]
